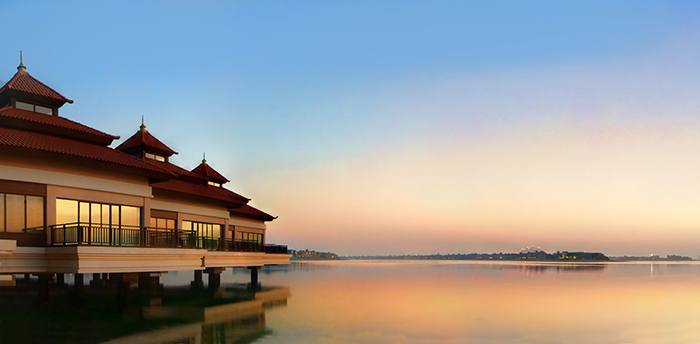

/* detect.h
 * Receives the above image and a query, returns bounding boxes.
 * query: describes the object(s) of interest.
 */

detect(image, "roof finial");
[139,115,146,131]
[17,51,26,72]
[202,153,207,164]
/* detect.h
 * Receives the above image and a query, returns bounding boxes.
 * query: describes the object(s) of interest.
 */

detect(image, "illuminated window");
[150,217,175,230]
[207,181,221,187]
[235,231,263,245]
[55,198,141,228]
[144,152,166,162]
[0,193,45,232]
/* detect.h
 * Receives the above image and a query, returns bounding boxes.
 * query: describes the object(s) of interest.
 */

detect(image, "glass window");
[111,205,120,229]
[56,199,78,225]
[91,203,101,226]
[149,217,157,228]
[26,196,43,229]
[121,206,140,227]
[35,105,52,115]
[15,101,33,111]
[6,194,25,232]
[79,202,90,224]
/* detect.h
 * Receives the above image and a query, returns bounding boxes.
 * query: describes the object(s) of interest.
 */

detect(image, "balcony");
[48,223,287,254]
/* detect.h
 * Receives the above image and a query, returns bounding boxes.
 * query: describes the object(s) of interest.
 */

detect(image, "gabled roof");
[141,158,208,183]
[116,126,177,157]
[0,70,73,105]
[0,126,169,176]
[191,160,229,183]
[229,204,276,222]
[0,107,118,145]
[150,178,249,207]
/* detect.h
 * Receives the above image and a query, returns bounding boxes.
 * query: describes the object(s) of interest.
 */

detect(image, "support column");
[205,267,225,291]
[37,274,52,303]
[90,273,104,288]
[55,273,65,287]
[191,270,204,290]
[74,273,84,290]
[248,266,260,291]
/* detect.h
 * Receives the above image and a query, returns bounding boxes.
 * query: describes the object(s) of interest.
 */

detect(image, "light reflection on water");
[3,261,700,343]
[244,260,700,344]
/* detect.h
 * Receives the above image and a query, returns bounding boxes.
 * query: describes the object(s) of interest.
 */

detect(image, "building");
[0,58,290,285]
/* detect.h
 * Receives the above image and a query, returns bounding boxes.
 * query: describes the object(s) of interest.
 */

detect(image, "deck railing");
[50,223,196,248]
[48,223,288,254]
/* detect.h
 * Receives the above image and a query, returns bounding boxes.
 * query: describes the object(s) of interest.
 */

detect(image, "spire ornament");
[139,115,146,131]
[17,51,26,72]
[202,153,207,164]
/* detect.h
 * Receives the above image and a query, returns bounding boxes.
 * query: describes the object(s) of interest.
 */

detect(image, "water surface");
[250,260,700,344]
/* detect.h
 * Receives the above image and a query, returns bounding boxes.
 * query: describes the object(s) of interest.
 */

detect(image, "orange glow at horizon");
[256,121,700,256]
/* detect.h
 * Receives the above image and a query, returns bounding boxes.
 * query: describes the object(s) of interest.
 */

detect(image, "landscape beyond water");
[3,260,700,343]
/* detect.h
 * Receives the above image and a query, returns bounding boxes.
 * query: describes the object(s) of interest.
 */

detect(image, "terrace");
[48,223,287,254]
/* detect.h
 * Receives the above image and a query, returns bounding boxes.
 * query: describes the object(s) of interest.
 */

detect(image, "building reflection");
[0,272,290,344]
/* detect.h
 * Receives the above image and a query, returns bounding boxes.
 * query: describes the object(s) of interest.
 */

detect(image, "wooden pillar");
[74,273,84,290]
[248,266,260,291]
[205,267,225,291]
[37,274,51,302]
[55,273,65,287]
[191,270,204,290]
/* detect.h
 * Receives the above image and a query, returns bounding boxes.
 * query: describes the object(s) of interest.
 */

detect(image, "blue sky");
[3,0,700,255]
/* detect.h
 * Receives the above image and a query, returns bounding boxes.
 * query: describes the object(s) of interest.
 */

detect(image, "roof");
[116,127,177,156]
[0,126,170,175]
[191,161,230,183]
[0,70,73,104]
[150,178,249,206]
[141,158,208,183]
[229,204,276,222]
[0,106,118,145]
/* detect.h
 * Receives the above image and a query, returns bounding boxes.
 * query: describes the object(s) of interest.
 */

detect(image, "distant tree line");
[290,249,339,260]
[346,250,610,261]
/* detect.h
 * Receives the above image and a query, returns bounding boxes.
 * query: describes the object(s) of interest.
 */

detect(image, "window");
[182,220,221,239]
[15,101,53,115]
[207,181,221,187]
[0,193,45,232]
[235,231,263,245]
[150,217,175,230]
[55,199,141,228]
[144,152,166,162]
[182,220,222,250]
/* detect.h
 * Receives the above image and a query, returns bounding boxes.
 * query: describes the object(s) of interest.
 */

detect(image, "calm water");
[3,260,700,343]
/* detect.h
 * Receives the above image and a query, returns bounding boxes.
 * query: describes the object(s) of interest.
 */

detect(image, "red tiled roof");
[141,158,207,183]
[0,71,73,104]
[150,178,249,206]
[116,128,177,156]
[191,162,229,183]
[0,127,170,175]
[0,107,118,142]
[229,204,276,221]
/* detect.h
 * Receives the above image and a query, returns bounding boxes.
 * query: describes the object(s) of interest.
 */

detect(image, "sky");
[3,0,700,256]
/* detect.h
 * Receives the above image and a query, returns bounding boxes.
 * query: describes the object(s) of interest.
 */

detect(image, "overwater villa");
[0,58,290,288]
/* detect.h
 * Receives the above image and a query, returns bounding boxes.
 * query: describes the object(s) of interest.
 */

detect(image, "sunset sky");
[4,0,700,256]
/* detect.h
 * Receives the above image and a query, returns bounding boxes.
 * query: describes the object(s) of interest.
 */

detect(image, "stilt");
[90,273,103,288]
[37,274,51,302]
[248,266,260,291]
[55,273,65,287]
[74,273,84,290]
[191,270,204,290]
[205,267,225,291]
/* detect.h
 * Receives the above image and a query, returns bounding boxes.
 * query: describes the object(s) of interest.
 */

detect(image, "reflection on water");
[0,272,289,344]
[254,261,700,344]
[4,261,700,343]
